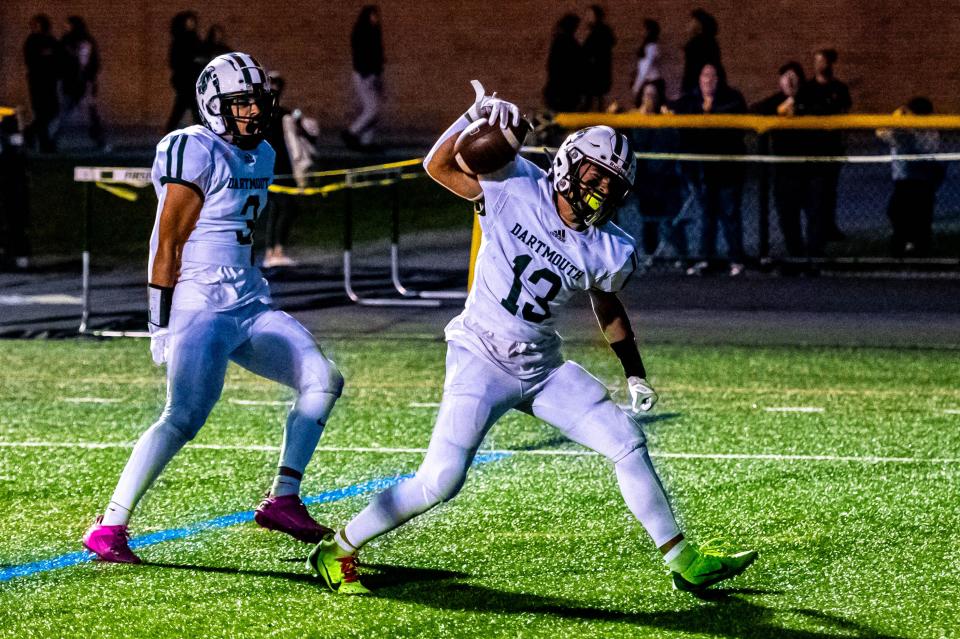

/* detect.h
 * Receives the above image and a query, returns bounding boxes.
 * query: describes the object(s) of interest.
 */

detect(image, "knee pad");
[300,351,344,398]
[416,458,468,505]
[613,439,650,467]
[158,403,208,441]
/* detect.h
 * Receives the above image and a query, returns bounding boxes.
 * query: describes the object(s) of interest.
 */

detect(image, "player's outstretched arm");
[423,80,520,202]
[589,290,658,412]
[149,183,203,327]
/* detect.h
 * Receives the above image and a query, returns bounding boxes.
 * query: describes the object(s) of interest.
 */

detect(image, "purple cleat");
[82,515,141,564]
[254,494,332,543]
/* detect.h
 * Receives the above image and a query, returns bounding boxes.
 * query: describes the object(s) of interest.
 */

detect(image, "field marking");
[408,402,441,408]
[62,397,123,404]
[227,399,291,407]
[763,407,825,413]
[945,409,960,415]
[0,440,957,465]
[0,452,509,584]
[0,294,83,306]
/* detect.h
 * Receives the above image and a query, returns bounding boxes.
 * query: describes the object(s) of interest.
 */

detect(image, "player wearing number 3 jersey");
[309,81,757,594]
[83,53,343,564]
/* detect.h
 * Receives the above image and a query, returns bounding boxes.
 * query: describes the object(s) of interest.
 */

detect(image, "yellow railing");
[553,113,960,132]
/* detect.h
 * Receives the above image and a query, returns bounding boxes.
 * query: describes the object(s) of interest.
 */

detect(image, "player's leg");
[310,343,518,593]
[529,362,757,590]
[229,308,343,542]
[84,310,235,562]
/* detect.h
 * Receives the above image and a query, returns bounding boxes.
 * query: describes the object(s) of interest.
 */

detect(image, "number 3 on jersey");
[500,253,562,323]
[235,195,261,245]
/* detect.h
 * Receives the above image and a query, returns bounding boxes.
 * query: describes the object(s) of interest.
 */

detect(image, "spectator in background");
[59,16,106,150]
[581,5,615,112]
[673,63,747,276]
[23,14,61,152]
[877,97,943,258]
[681,9,722,95]
[0,110,31,269]
[543,13,583,113]
[805,48,852,241]
[343,5,384,151]
[619,80,685,257]
[164,11,204,132]
[631,19,663,109]
[204,24,232,59]
[752,61,826,259]
[263,72,298,269]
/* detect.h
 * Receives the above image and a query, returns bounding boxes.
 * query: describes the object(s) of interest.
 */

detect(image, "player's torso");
[150,126,275,312]
[466,159,628,342]
[151,126,274,266]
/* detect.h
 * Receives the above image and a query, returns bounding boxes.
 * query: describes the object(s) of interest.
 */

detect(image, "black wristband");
[610,335,646,379]
[148,284,173,328]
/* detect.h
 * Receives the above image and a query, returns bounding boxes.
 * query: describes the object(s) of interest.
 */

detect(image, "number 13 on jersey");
[500,253,562,323]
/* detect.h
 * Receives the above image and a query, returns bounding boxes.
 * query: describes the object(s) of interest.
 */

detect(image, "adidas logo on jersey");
[552,229,566,243]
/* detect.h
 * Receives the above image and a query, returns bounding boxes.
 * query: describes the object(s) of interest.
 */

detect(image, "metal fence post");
[757,132,770,260]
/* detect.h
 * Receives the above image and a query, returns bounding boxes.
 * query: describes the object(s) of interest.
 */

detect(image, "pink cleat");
[82,515,141,564]
[254,494,332,544]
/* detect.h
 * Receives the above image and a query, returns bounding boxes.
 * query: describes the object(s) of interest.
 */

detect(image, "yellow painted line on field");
[553,112,960,132]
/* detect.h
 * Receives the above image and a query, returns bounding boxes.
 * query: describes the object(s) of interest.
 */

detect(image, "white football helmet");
[196,52,276,148]
[552,126,636,227]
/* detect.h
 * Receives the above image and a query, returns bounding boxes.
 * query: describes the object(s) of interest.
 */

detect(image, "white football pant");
[344,343,681,549]
[103,302,342,524]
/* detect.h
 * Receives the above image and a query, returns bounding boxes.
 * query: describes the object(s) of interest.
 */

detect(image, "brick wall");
[2,1,958,135]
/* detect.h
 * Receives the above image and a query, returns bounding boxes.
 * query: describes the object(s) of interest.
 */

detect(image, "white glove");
[466,79,520,129]
[149,326,170,366]
[627,376,658,412]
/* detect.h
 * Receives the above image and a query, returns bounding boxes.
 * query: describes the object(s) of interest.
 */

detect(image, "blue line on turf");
[0,451,511,583]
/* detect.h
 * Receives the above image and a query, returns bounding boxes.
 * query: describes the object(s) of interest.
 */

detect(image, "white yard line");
[0,440,957,464]
[763,407,825,413]
[408,402,441,408]
[944,409,960,415]
[62,397,123,404]
[227,399,291,407]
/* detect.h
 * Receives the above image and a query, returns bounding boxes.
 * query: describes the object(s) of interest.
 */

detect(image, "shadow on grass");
[372,573,904,639]
[142,560,466,590]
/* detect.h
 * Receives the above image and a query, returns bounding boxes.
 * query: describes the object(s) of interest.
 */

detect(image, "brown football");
[453,117,531,175]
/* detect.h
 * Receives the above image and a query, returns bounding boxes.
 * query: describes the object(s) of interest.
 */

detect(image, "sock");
[614,447,683,546]
[271,466,302,497]
[333,530,357,556]
[273,391,334,496]
[665,540,699,573]
[101,421,189,526]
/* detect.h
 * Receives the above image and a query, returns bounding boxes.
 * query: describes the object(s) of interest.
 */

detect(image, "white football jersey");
[447,156,638,379]
[149,125,275,311]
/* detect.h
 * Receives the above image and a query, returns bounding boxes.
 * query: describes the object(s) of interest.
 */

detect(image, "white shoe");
[685,260,708,276]
[728,262,745,277]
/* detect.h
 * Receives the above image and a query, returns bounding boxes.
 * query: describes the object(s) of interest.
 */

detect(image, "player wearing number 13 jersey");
[308,81,757,594]
[83,53,343,564]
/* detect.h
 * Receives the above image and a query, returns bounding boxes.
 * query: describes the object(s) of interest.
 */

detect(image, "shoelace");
[337,555,360,583]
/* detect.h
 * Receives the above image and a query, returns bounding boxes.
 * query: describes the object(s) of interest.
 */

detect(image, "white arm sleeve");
[423,113,472,171]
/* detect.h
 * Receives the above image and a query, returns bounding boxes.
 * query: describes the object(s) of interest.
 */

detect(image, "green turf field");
[0,338,957,638]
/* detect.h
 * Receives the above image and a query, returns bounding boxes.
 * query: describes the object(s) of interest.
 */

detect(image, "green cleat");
[307,536,371,595]
[671,541,758,591]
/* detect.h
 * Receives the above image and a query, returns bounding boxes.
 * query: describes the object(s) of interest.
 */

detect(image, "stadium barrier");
[69,113,960,333]
[71,158,469,334]
[550,113,960,269]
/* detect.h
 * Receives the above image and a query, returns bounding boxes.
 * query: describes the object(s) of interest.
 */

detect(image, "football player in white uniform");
[83,53,343,563]
[308,81,757,594]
